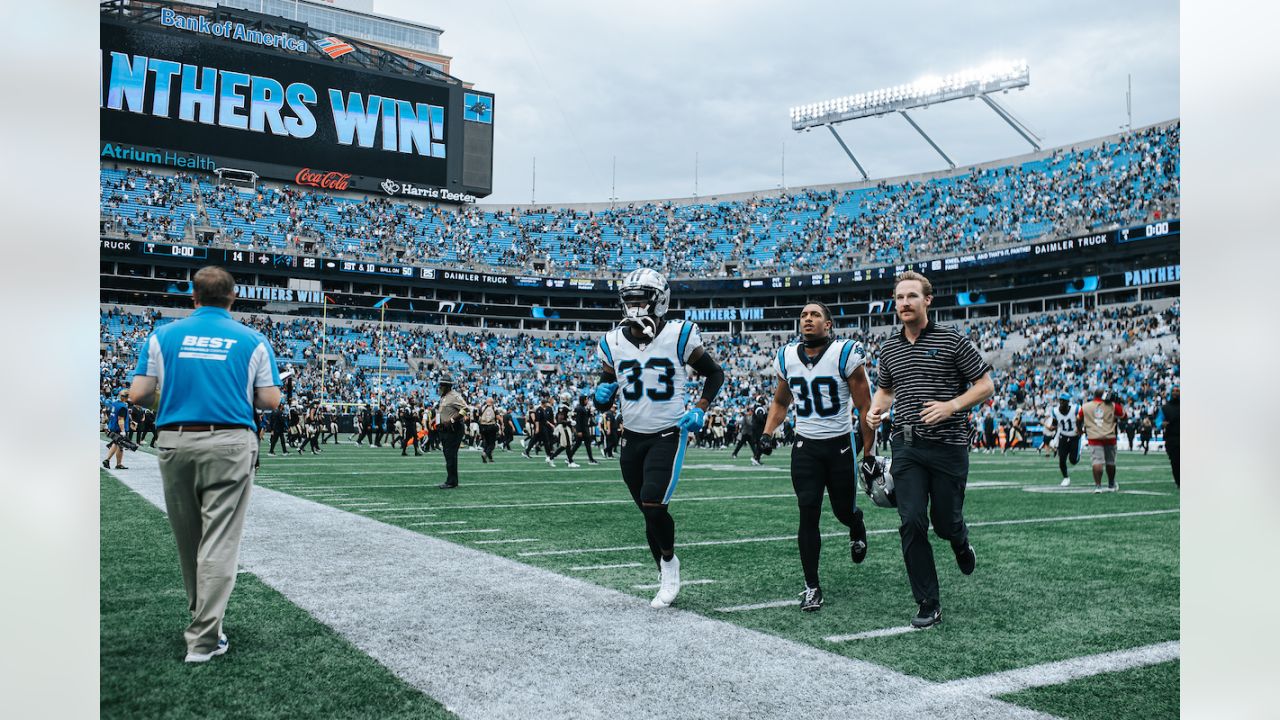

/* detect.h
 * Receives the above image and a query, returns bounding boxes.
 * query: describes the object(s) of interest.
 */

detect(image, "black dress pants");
[891,437,970,606]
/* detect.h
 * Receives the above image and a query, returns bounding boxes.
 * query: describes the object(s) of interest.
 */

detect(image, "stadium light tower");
[790,59,1040,179]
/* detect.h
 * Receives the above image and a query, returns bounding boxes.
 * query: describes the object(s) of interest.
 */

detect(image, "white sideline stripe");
[940,641,1180,697]
[407,520,468,526]
[716,599,797,613]
[634,579,717,590]
[334,502,390,507]
[472,538,541,545]
[99,451,1067,719]
[376,514,442,520]
[407,494,795,512]
[366,506,438,512]
[570,562,644,571]
[261,475,770,488]
[518,509,1180,556]
[436,528,502,535]
[825,626,919,643]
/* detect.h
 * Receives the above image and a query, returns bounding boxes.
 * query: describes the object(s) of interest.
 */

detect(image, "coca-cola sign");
[294,168,352,190]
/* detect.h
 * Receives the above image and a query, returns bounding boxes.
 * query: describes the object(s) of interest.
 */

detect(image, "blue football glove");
[594,382,619,406]
[677,407,705,432]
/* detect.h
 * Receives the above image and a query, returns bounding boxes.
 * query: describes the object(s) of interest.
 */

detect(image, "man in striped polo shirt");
[867,271,995,629]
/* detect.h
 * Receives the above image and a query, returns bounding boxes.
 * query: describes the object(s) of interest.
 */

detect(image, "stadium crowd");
[101,298,1179,451]
[100,124,1179,279]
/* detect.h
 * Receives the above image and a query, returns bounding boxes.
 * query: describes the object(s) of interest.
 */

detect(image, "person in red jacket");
[1079,388,1125,493]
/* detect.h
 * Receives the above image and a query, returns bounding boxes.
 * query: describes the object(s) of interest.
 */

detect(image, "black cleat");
[102,459,110,469]
[911,601,942,628]
[955,543,976,575]
[799,586,823,612]
[850,538,868,565]
[437,482,458,490]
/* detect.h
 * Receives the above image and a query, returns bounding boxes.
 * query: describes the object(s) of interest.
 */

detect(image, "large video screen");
[100,16,486,197]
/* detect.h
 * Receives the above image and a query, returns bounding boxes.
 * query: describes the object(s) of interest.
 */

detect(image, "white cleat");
[751,458,762,466]
[566,462,581,468]
[651,555,681,608]
[546,457,555,468]
[1059,478,1071,487]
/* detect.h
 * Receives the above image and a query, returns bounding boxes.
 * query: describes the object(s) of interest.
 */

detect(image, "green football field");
[102,438,1179,719]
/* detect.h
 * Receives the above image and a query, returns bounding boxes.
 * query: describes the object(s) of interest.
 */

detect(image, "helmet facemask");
[618,269,670,340]
[621,289,659,339]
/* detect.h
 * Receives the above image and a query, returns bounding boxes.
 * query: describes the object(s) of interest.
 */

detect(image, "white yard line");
[407,520,468,527]
[825,626,920,643]
[570,562,645,571]
[472,538,541,545]
[939,641,1180,697]
[518,509,1179,557]
[633,579,718,590]
[436,528,503,535]
[715,599,797,613]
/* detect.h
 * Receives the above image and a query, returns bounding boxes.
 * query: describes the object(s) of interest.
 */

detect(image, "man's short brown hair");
[894,271,933,297]
[193,266,237,308]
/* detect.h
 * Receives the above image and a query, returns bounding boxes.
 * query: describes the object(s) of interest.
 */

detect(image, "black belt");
[157,424,251,433]
[891,424,958,448]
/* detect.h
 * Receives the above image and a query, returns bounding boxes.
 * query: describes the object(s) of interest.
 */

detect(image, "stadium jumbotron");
[97,1,1181,719]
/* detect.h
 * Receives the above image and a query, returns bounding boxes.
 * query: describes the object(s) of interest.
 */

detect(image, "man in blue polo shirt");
[103,389,131,470]
[128,266,281,664]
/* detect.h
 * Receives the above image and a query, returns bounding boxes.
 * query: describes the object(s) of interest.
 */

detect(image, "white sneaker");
[184,634,228,663]
[751,458,762,466]
[651,555,681,608]
[1059,478,1071,487]
[566,462,581,468]
[546,457,555,467]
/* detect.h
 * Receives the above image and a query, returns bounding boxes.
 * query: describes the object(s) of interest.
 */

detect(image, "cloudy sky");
[377,0,1179,206]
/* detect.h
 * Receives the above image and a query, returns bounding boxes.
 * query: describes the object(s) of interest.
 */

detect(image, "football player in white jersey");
[593,269,725,608]
[759,302,875,612]
[1052,392,1082,486]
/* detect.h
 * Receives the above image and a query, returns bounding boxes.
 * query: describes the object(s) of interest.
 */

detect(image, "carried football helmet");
[619,268,670,339]
[860,456,897,508]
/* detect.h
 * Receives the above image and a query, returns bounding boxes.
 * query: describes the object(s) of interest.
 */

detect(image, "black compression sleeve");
[691,352,725,404]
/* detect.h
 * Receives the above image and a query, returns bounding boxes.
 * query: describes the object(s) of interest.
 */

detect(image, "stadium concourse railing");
[99,119,1180,282]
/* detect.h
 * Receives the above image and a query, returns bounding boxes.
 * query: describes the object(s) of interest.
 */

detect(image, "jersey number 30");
[618,358,676,401]
[790,377,840,417]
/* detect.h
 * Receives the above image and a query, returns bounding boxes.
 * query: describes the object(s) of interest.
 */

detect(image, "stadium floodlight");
[790,59,1040,178]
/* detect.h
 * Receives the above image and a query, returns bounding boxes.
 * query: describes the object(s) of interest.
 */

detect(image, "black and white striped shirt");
[875,321,992,445]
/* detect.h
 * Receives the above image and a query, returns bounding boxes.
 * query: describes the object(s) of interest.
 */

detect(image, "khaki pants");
[155,428,257,655]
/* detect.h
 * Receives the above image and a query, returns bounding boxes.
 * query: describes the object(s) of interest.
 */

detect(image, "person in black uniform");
[1161,385,1179,487]
[129,402,146,444]
[355,405,373,446]
[321,406,339,444]
[500,408,515,451]
[435,376,468,489]
[140,406,158,447]
[731,396,768,465]
[400,403,421,456]
[569,395,600,465]
[373,404,386,448]
[547,396,579,467]
[532,396,558,466]
[268,401,289,455]
[867,271,994,629]
[602,408,620,458]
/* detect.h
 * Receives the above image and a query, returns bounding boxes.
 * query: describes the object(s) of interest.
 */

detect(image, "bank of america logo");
[463,93,493,123]
[315,36,355,59]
